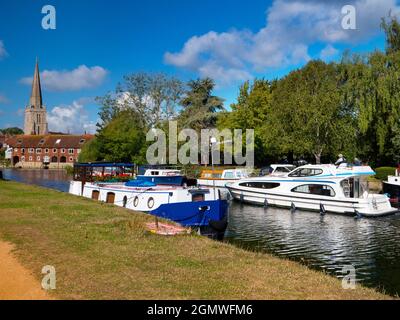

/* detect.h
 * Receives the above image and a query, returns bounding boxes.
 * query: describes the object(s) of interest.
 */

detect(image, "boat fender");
[264,198,268,208]
[320,203,326,215]
[240,192,244,202]
[291,202,296,213]
[354,210,362,219]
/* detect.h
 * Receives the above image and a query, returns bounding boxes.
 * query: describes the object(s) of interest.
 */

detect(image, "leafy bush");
[374,167,397,180]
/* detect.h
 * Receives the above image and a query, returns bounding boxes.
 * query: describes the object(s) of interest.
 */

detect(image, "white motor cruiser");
[226,164,397,217]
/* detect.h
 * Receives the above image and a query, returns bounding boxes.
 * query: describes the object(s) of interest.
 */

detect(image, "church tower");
[24,59,48,135]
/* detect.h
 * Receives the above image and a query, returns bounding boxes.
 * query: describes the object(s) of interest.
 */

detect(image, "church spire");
[29,58,43,109]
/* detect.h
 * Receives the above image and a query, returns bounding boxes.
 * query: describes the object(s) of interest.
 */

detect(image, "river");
[2,168,400,296]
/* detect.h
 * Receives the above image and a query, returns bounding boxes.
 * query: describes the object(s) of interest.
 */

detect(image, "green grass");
[0,180,392,300]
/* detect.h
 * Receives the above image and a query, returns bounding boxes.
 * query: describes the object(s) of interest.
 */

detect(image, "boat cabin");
[199,168,249,180]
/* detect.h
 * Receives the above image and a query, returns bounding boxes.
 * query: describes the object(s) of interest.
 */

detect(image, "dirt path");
[0,241,52,300]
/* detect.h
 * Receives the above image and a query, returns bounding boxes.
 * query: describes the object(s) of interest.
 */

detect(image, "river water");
[2,168,400,296]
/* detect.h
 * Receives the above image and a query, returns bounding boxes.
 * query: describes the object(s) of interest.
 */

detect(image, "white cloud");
[47,100,97,134]
[0,40,7,59]
[320,44,339,60]
[21,65,108,91]
[165,0,400,85]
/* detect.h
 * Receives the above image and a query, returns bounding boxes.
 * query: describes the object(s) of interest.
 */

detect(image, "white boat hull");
[227,186,397,217]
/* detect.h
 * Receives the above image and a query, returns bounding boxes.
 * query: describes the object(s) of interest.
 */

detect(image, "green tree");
[0,127,24,135]
[218,79,275,165]
[381,14,400,54]
[97,73,183,130]
[265,60,356,164]
[178,78,225,131]
[80,110,147,164]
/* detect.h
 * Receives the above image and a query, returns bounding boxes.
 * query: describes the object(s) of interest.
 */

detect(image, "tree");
[79,110,147,164]
[97,73,184,130]
[218,79,275,165]
[178,78,225,131]
[265,60,356,164]
[381,14,400,54]
[0,127,24,135]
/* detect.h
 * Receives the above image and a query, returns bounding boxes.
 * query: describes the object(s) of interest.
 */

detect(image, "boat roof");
[74,162,135,168]
[289,164,375,178]
[141,169,183,176]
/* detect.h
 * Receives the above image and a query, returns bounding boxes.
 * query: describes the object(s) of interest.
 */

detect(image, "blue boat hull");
[150,200,229,238]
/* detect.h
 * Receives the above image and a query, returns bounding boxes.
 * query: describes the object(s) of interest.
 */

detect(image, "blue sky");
[0,0,398,133]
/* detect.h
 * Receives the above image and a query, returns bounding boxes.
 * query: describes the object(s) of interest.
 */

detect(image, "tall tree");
[97,72,184,130]
[218,79,275,165]
[381,14,400,54]
[178,78,225,131]
[116,72,183,127]
[80,109,147,164]
[265,60,356,164]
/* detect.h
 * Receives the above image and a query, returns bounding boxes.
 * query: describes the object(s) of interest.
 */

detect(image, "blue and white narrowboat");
[69,163,228,238]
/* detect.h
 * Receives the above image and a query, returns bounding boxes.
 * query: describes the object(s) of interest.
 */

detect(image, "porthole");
[147,197,155,209]
[134,196,139,207]
[123,196,128,208]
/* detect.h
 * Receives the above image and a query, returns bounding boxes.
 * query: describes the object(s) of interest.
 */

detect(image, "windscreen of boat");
[223,171,235,179]
[288,168,323,177]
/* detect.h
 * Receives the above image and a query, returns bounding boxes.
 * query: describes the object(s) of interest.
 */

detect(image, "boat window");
[275,167,291,173]
[288,168,323,177]
[150,171,159,176]
[224,172,235,179]
[239,182,280,189]
[291,184,335,197]
[192,193,205,202]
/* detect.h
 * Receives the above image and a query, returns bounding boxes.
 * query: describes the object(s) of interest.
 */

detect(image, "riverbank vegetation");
[78,16,400,168]
[0,180,391,299]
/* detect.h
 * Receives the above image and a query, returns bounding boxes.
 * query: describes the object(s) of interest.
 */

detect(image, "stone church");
[24,60,49,135]
[6,60,94,168]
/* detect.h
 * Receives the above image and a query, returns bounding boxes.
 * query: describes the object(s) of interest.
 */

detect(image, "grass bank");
[0,180,391,300]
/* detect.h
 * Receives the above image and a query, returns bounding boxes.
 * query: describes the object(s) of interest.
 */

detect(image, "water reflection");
[1,168,70,192]
[225,202,400,296]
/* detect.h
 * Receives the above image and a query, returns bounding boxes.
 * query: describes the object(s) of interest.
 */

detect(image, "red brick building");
[6,134,94,168]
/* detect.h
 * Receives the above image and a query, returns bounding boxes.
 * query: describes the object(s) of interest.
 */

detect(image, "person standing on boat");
[353,157,362,166]
[335,154,347,166]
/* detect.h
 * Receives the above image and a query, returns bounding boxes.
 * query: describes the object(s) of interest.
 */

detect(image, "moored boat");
[69,163,229,239]
[226,164,397,217]
[383,165,400,205]
[197,168,250,188]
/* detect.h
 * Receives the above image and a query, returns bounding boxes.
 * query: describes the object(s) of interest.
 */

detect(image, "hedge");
[374,167,397,181]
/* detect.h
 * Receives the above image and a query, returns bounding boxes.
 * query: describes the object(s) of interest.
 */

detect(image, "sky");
[0,0,399,134]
